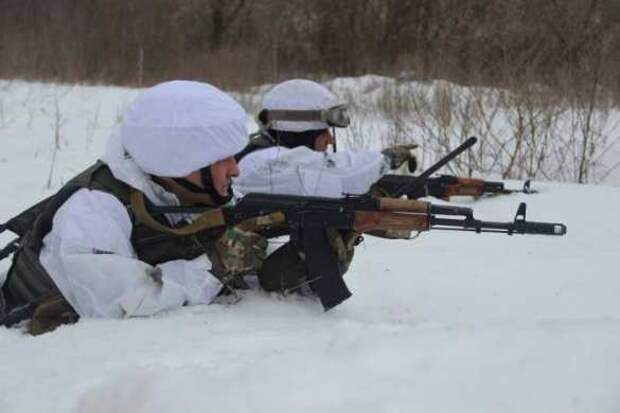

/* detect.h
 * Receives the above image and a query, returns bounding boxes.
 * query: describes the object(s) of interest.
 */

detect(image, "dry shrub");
[351,76,615,184]
[1,0,619,183]
[2,0,620,96]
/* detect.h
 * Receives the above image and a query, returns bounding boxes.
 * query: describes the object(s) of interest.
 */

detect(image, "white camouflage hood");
[119,80,248,177]
[100,127,180,207]
[262,79,338,132]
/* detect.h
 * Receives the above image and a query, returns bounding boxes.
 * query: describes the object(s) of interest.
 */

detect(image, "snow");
[1,79,620,413]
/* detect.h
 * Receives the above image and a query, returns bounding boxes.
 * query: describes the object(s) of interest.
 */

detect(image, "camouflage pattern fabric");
[325,228,356,274]
[215,226,268,286]
[381,144,418,171]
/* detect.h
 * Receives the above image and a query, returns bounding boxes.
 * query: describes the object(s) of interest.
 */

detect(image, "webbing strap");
[261,109,323,123]
[129,191,226,236]
[0,238,19,261]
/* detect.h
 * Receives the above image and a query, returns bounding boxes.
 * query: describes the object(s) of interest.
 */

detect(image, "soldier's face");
[210,156,240,197]
[313,130,334,152]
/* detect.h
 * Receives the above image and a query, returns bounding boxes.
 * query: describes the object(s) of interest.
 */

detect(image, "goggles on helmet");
[258,104,351,128]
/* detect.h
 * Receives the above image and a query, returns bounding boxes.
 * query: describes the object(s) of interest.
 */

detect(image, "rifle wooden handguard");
[444,178,485,198]
[378,197,429,213]
[353,211,429,233]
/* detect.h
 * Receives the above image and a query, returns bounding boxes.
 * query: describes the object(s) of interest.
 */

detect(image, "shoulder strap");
[0,237,19,262]
[2,162,106,238]
[3,195,55,237]
[129,190,287,236]
[0,184,83,262]
[129,190,226,236]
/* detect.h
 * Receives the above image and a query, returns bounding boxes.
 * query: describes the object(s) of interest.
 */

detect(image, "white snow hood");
[120,80,248,177]
[262,79,339,132]
[101,127,181,209]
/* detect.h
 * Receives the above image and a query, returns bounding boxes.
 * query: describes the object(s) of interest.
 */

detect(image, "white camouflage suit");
[233,79,390,198]
[39,81,248,318]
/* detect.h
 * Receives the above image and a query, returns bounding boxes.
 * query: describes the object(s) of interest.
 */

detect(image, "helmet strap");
[170,166,232,206]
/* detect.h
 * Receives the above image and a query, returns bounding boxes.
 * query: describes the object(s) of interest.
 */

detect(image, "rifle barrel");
[419,137,478,181]
[430,217,567,235]
[391,137,477,198]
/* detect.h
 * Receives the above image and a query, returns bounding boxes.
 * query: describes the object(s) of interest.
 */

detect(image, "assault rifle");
[230,193,566,310]
[377,174,536,200]
[144,191,567,312]
[376,136,536,200]
[137,136,566,311]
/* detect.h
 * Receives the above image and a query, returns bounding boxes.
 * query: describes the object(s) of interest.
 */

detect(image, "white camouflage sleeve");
[39,189,222,318]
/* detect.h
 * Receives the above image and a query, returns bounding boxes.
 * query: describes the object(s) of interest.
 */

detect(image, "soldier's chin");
[217,186,230,197]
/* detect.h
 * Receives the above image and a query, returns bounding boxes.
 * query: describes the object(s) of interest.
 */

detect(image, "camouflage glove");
[381,144,419,172]
[215,227,268,286]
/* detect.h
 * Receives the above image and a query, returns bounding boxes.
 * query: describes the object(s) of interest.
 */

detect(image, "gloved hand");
[215,226,268,286]
[381,143,418,172]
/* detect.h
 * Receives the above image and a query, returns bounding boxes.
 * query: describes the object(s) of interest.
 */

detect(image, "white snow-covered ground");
[1,80,620,413]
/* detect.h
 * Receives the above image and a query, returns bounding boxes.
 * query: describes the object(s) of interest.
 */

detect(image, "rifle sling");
[130,190,226,236]
[262,109,322,123]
